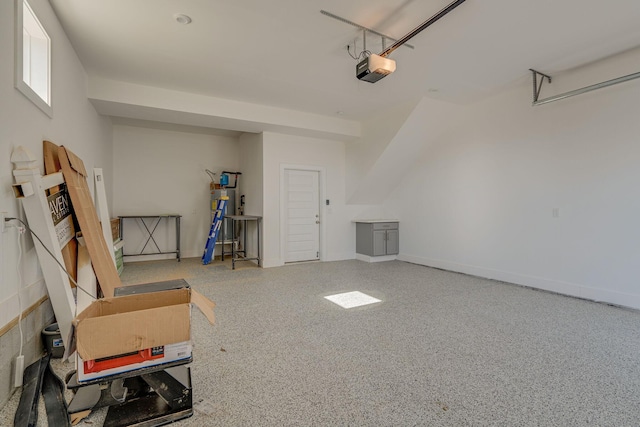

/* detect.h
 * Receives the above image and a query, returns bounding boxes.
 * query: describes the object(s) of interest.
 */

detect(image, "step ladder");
[202,197,228,265]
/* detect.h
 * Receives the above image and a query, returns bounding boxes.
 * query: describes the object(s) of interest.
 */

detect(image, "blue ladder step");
[202,197,228,265]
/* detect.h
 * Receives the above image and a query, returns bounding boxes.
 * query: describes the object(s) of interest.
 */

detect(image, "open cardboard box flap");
[42,145,218,361]
[58,145,121,297]
[72,288,215,360]
[64,147,88,177]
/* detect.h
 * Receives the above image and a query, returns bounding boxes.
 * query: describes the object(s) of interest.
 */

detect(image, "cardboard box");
[43,140,78,283]
[114,239,124,275]
[72,287,215,382]
[53,147,217,382]
[76,341,192,382]
[110,218,120,241]
[59,146,121,297]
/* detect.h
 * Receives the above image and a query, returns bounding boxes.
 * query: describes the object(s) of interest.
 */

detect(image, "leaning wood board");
[43,140,78,284]
[58,146,121,297]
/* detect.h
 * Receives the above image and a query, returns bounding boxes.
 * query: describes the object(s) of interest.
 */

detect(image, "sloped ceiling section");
[347,96,460,204]
[345,98,420,200]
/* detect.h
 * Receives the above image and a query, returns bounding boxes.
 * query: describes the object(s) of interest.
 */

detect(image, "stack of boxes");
[110,218,124,275]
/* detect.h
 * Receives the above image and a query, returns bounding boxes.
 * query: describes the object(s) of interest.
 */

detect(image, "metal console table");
[119,214,181,261]
[222,215,261,269]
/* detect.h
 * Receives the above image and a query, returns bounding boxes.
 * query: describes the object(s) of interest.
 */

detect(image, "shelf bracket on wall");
[530,69,552,104]
[530,67,640,106]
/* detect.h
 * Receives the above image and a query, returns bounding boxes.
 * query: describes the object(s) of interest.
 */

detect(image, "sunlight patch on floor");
[324,291,381,309]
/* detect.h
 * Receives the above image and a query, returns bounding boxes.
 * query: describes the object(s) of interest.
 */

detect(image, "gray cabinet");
[356,222,399,256]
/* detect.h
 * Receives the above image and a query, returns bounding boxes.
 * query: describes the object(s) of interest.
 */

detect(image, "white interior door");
[284,169,320,262]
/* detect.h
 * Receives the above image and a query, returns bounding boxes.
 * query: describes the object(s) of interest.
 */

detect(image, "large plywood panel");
[58,146,121,297]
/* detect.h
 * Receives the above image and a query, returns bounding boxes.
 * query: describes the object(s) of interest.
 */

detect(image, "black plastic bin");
[41,323,64,358]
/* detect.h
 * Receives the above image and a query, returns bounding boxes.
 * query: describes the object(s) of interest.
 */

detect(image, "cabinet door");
[356,223,374,256]
[373,230,387,256]
[386,229,399,255]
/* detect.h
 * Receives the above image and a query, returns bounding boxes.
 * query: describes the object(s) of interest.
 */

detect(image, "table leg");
[221,217,225,262]
[243,219,247,264]
[176,216,181,262]
[231,218,235,270]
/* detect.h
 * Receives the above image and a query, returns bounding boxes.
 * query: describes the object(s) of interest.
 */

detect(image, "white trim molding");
[397,253,640,311]
[279,164,327,265]
[14,0,53,118]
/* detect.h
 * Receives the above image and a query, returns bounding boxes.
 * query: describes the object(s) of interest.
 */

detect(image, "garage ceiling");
[50,0,640,120]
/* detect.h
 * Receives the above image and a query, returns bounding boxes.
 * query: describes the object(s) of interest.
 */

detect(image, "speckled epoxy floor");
[2,258,640,426]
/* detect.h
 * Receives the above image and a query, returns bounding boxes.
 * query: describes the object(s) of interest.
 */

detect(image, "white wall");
[238,133,264,259]
[112,125,240,260]
[261,132,384,267]
[345,99,419,201]
[387,48,640,309]
[0,0,112,327]
[348,97,459,205]
[0,0,112,405]
[239,133,264,217]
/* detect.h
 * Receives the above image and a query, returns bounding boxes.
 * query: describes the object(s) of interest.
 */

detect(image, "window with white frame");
[15,0,52,117]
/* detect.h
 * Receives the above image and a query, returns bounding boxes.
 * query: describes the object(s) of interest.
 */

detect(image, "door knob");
[316,220,320,224]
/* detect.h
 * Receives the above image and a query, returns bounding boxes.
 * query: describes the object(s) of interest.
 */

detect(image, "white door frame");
[280,164,326,264]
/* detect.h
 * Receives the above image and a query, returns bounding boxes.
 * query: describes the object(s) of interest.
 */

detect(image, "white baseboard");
[264,252,355,267]
[397,254,640,310]
[355,253,397,263]
[123,253,180,263]
[261,258,283,268]
[324,252,355,262]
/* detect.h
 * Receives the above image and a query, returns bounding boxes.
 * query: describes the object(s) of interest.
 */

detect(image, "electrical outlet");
[1,212,7,233]
[14,355,24,387]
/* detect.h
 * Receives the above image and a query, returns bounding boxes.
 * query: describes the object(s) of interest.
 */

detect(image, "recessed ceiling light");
[174,14,192,25]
